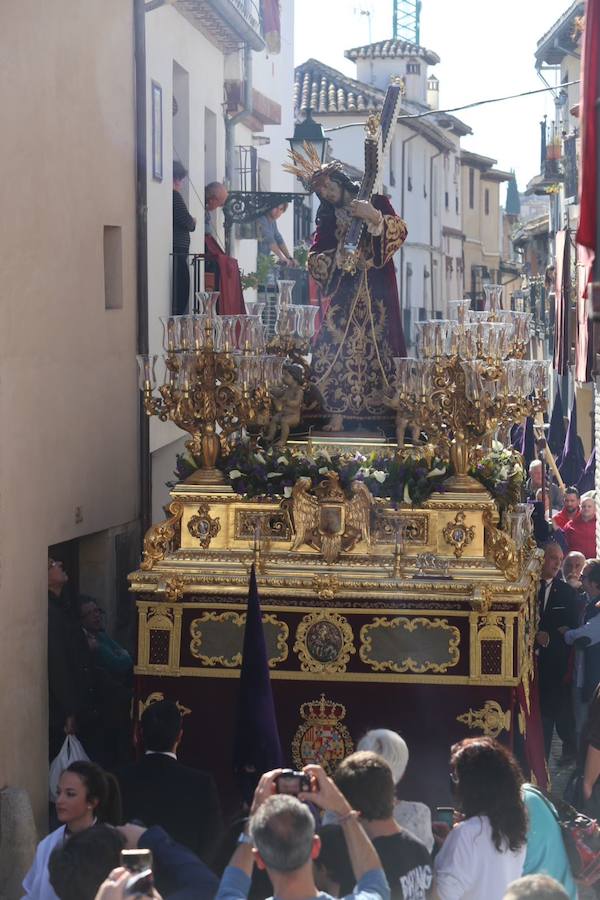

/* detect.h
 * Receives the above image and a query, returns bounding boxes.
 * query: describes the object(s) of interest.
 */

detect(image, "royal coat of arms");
[291,694,353,774]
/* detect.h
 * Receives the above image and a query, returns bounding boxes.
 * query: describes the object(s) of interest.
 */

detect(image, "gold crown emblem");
[299,693,347,724]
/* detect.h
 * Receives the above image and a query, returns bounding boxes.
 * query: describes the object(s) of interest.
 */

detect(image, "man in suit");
[117,700,223,865]
[536,542,579,762]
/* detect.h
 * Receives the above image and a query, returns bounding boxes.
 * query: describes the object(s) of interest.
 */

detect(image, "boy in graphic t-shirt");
[330,751,432,900]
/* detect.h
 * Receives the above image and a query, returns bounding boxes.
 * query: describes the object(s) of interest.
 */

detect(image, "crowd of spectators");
[38,447,600,900]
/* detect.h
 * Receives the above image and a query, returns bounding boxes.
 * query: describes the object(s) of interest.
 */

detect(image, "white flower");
[284,485,293,498]
[427,466,447,479]
[229,469,242,479]
[277,456,288,465]
[372,470,387,483]
[254,452,267,464]
[358,466,370,477]
[318,466,330,475]
[403,484,412,503]
[492,440,503,452]
[267,472,283,479]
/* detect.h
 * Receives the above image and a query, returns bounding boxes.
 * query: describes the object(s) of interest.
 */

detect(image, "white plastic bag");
[49,735,90,801]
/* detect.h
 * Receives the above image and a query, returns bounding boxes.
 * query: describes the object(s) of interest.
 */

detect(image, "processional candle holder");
[137,292,280,485]
[267,280,319,372]
[392,296,548,493]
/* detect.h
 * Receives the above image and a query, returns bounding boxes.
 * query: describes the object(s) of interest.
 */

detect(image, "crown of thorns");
[283,141,345,192]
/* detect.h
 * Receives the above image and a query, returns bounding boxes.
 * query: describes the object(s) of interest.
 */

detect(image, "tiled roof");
[294,59,384,114]
[294,59,456,153]
[345,39,440,66]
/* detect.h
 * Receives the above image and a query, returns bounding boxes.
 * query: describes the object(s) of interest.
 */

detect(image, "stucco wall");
[0,0,138,831]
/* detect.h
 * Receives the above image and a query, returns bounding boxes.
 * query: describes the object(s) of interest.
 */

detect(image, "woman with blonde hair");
[356,728,433,851]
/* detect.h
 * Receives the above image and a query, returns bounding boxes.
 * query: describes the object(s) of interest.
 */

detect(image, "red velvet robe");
[307,194,407,430]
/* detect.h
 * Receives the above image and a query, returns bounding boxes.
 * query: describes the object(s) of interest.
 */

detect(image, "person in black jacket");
[173,161,196,315]
[48,559,99,760]
[536,542,579,762]
[116,700,223,865]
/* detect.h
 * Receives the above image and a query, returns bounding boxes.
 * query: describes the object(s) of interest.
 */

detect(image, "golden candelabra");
[392,288,548,491]
[137,286,318,483]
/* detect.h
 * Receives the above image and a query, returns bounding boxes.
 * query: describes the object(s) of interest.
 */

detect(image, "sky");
[294,0,575,198]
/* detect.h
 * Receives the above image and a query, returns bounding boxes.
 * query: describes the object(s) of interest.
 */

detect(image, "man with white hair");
[216,765,389,900]
[525,459,563,510]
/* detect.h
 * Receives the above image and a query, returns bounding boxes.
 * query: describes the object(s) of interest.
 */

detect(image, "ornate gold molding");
[189,610,289,668]
[141,501,184,570]
[457,700,511,738]
[234,509,292,542]
[483,510,520,581]
[360,616,460,673]
[293,611,356,673]
[187,502,221,548]
[138,691,191,720]
[443,512,475,559]
[373,512,429,545]
[165,576,187,602]
[313,574,340,600]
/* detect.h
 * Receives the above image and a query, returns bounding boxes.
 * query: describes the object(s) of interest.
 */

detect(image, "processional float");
[131,81,549,806]
[131,277,549,808]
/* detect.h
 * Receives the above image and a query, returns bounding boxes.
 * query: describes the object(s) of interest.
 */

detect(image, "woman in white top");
[356,728,434,852]
[22,761,121,900]
[433,737,528,900]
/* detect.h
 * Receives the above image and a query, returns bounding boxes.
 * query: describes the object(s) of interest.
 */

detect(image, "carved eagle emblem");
[290,473,373,564]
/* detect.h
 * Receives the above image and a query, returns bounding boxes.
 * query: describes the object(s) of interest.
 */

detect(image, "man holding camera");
[216,765,390,900]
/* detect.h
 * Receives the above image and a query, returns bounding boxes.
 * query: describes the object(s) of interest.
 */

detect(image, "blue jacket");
[140,826,219,900]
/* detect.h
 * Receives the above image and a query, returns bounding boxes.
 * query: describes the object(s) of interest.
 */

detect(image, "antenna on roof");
[393,0,421,44]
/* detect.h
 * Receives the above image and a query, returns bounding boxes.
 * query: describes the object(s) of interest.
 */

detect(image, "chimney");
[427,74,439,110]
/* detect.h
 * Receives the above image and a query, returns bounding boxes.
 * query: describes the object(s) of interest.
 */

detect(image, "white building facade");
[144,0,295,520]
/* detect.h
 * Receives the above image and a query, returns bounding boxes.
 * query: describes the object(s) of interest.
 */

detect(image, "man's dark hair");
[48,824,125,900]
[584,559,600,588]
[333,751,395,820]
[565,486,580,498]
[450,737,527,853]
[141,699,182,752]
[173,160,188,181]
[315,825,355,896]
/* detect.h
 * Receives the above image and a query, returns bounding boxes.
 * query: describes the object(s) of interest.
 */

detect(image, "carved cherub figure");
[265,362,305,446]
[383,390,421,447]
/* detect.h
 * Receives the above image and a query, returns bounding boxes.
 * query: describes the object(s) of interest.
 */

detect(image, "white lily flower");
[284,486,293,498]
[318,466,330,475]
[229,469,242,479]
[254,452,267,464]
[373,470,387,483]
[267,472,283,479]
[403,484,412,503]
[277,456,288,465]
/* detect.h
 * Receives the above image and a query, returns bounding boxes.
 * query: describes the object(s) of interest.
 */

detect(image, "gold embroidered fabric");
[308,250,336,293]
[380,216,407,266]
[308,208,407,423]
[311,272,396,418]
